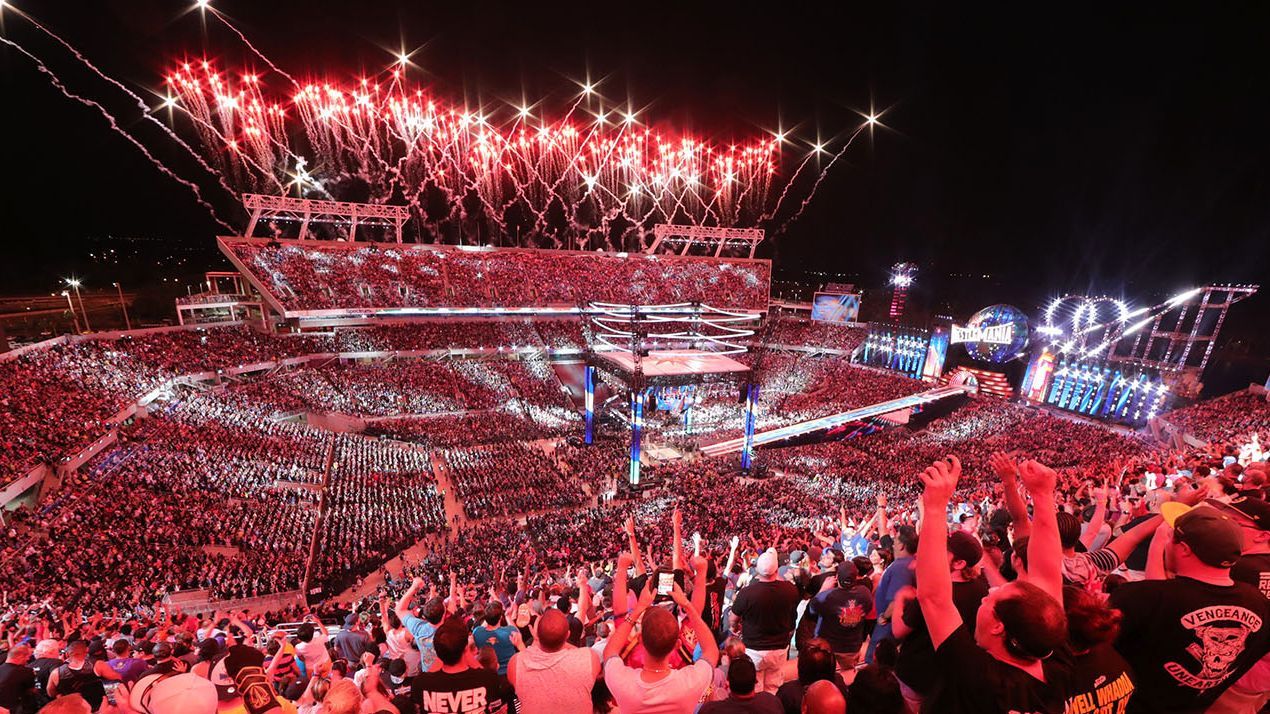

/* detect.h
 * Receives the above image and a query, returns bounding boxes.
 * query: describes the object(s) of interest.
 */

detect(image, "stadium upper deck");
[220,237,772,318]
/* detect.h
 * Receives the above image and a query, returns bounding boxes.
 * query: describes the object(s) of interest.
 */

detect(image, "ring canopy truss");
[587,302,760,355]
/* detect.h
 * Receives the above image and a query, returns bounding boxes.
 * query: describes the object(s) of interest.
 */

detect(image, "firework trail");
[10,7,244,203]
[205,6,297,87]
[0,36,236,231]
[772,123,869,238]
[762,150,816,224]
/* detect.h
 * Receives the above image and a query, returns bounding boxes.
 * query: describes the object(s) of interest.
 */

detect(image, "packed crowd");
[234,358,574,420]
[766,318,868,353]
[3,421,1268,714]
[1163,388,1270,445]
[5,306,1270,712]
[443,442,592,521]
[0,321,588,485]
[229,239,771,312]
[0,385,450,614]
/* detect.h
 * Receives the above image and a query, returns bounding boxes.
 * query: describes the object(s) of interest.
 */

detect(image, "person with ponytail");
[1060,586,1135,714]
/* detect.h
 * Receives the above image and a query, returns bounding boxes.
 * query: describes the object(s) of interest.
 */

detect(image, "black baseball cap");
[948,531,984,568]
[1210,496,1270,531]
[1162,503,1243,568]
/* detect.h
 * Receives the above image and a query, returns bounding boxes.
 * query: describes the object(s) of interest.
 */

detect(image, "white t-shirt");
[604,657,713,714]
[294,628,331,672]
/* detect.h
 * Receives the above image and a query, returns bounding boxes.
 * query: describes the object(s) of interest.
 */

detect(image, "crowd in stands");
[443,442,592,521]
[4,417,1265,714]
[0,321,586,486]
[5,311,1270,713]
[766,318,868,353]
[229,239,771,312]
[650,356,927,442]
[314,438,448,593]
[1163,388,1270,445]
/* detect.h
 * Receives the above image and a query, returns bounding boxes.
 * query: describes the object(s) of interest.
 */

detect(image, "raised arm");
[672,506,684,571]
[624,516,645,576]
[689,555,708,615]
[875,494,890,539]
[1145,520,1172,580]
[1080,481,1109,550]
[604,579,654,661]
[1018,461,1063,603]
[671,582,719,666]
[613,551,633,617]
[394,577,425,621]
[723,535,739,576]
[916,456,963,649]
[991,452,1032,540]
[576,566,596,624]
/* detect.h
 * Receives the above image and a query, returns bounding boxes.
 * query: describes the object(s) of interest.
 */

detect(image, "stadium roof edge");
[216,236,772,265]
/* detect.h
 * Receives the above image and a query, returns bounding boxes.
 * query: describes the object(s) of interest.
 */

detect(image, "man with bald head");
[801,680,847,714]
[508,609,598,713]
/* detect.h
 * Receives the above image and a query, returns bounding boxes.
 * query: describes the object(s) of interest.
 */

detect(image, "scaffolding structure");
[242,194,410,243]
[647,224,765,258]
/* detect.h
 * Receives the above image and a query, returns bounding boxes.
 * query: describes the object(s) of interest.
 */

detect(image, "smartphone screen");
[657,572,674,596]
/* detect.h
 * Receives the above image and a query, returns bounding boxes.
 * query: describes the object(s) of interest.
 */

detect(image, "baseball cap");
[224,644,283,714]
[789,550,806,565]
[756,549,779,577]
[835,562,858,587]
[130,673,218,714]
[947,531,984,568]
[1210,496,1270,531]
[1161,502,1244,568]
[208,655,239,700]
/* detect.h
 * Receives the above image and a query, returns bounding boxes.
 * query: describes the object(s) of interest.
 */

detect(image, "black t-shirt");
[895,578,989,695]
[29,657,60,698]
[702,577,728,634]
[0,662,36,714]
[1231,553,1270,600]
[411,667,515,714]
[698,692,785,714]
[732,580,801,650]
[1062,644,1135,714]
[804,584,874,654]
[1110,576,1270,713]
[775,674,850,714]
[806,571,833,599]
[922,625,1072,714]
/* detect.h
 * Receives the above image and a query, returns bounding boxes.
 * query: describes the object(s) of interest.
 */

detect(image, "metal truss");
[647,224,765,258]
[1109,284,1258,373]
[242,194,410,243]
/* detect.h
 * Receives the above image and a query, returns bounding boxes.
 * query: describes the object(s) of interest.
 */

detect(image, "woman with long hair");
[1061,585,1136,713]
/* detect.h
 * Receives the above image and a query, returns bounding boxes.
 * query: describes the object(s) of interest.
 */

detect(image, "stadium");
[0,3,1268,714]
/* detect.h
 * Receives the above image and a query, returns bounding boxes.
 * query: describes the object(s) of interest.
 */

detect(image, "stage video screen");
[811,292,861,323]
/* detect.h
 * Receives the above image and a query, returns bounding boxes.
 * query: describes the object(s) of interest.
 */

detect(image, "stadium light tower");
[61,290,82,334]
[65,278,92,332]
[889,262,917,321]
[113,281,132,331]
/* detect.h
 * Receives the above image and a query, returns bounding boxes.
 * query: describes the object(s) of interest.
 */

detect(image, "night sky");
[1,1,1267,321]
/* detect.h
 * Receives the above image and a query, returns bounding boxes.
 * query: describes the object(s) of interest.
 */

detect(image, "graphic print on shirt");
[422,687,488,713]
[837,600,865,628]
[1259,572,1270,599]
[1164,605,1263,690]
